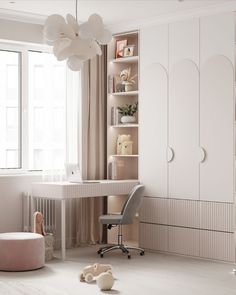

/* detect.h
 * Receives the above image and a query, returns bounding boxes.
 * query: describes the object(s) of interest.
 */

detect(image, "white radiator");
[22,193,56,233]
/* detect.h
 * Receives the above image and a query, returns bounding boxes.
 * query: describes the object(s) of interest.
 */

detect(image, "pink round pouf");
[0,232,45,271]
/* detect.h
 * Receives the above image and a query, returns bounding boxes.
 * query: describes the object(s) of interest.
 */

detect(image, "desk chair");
[98,184,145,259]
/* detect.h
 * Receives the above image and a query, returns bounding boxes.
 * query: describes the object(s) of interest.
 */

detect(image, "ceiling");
[0,0,233,25]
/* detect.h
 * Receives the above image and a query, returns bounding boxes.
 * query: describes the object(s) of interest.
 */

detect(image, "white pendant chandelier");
[43,0,112,71]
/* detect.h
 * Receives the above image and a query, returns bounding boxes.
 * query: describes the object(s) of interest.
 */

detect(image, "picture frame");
[123,45,135,57]
[116,39,128,58]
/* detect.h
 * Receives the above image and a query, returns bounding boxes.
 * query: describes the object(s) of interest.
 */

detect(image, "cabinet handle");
[199,147,206,163]
[167,147,174,162]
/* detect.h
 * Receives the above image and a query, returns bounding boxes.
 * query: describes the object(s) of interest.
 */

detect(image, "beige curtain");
[66,47,107,247]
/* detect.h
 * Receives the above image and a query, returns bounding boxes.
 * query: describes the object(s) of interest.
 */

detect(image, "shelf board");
[111,124,138,128]
[114,31,138,38]
[110,56,139,64]
[109,90,139,96]
[111,154,139,158]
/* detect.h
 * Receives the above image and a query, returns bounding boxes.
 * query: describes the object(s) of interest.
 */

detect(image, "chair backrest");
[121,184,145,225]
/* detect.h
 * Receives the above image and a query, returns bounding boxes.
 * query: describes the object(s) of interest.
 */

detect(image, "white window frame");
[0,41,81,175]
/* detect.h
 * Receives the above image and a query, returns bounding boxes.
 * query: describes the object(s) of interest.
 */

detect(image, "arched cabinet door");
[169,60,199,199]
[200,56,234,202]
[200,12,234,66]
[139,63,168,197]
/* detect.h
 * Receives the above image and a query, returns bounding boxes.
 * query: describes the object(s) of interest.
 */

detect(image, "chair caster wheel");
[128,254,131,259]
[97,250,101,254]
[100,253,104,258]
[140,251,145,256]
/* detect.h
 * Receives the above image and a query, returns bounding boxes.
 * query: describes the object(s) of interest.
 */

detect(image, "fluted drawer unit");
[140,197,235,262]
[140,197,234,232]
[200,231,234,262]
[168,227,200,257]
[140,223,235,262]
[200,202,234,232]
[140,197,168,224]
[139,223,168,252]
[168,199,200,228]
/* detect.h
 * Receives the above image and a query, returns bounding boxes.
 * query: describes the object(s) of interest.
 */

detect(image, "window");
[0,44,80,173]
[0,50,21,169]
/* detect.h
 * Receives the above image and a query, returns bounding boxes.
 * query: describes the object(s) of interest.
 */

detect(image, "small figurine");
[33,211,46,236]
[121,140,133,155]
[116,134,131,155]
[80,263,112,283]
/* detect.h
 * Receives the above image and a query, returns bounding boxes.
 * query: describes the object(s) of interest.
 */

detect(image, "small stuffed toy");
[33,211,54,261]
[121,140,133,155]
[116,134,131,155]
[97,272,114,291]
[80,263,112,283]
[33,211,46,236]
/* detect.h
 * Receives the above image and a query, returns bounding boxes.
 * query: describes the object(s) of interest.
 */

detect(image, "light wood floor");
[1,246,236,294]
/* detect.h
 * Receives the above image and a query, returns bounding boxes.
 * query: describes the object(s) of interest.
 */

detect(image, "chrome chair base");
[97,243,145,259]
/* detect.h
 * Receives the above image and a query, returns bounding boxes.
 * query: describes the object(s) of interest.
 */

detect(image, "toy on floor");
[33,211,54,261]
[80,263,112,283]
[97,272,114,291]
[33,211,46,236]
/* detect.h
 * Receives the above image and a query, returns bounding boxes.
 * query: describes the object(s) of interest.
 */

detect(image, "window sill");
[0,170,65,178]
[0,170,43,177]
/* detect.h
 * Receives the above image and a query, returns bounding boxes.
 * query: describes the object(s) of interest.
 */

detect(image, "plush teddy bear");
[33,211,46,236]
[116,134,131,155]
[80,263,112,283]
[121,140,133,155]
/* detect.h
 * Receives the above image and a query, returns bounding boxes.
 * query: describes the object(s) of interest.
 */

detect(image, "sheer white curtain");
[28,51,79,181]
[41,68,80,182]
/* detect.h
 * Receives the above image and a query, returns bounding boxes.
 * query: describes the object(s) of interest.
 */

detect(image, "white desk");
[31,180,139,260]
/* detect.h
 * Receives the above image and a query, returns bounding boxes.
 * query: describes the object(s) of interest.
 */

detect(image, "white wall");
[0,175,42,233]
[0,19,43,233]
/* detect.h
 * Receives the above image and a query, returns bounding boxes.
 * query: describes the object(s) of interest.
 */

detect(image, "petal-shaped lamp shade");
[61,23,76,40]
[67,55,83,71]
[44,12,111,71]
[79,13,111,45]
[43,14,75,42]
[88,14,105,40]
[66,14,79,35]
[43,24,61,42]
[79,14,103,40]
[88,13,103,29]
[96,29,112,45]
[43,14,66,42]
[79,22,93,40]
[45,14,66,27]
[53,38,72,61]
[71,38,102,59]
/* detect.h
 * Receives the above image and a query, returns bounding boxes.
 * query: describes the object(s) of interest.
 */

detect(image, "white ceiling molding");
[0,8,46,25]
[108,0,236,34]
[0,1,236,33]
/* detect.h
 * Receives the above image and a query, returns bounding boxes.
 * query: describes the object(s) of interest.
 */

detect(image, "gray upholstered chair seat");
[99,214,123,225]
[98,184,145,259]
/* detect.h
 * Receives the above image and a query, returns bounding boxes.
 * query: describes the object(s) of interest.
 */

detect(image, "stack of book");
[108,159,125,180]
[111,107,122,125]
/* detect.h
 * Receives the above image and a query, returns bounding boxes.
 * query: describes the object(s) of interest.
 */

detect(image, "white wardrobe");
[139,12,235,261]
